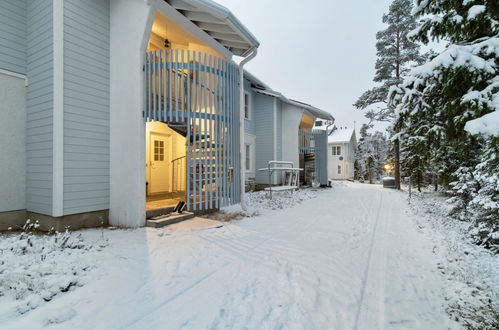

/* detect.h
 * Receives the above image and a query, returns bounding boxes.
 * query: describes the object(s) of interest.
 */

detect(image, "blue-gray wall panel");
[0,0,27,73]
[26,0,53,215]
[254,93,275,184]
[63,0,110,215]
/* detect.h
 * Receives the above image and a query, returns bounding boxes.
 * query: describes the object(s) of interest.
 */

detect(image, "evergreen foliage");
[355,124,390,183]
[355,0,426,189]
[390,0,498,246]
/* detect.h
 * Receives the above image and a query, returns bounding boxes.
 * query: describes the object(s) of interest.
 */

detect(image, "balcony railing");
[144,50,241,211]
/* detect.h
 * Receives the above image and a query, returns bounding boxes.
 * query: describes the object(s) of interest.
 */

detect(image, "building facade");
[0,0,259,229]
[327,128,356,180]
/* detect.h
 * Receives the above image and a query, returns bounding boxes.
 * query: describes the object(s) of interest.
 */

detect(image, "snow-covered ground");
[1,182,497,329]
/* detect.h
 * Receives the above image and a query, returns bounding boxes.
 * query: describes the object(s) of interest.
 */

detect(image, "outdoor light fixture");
[384,163,393,172]
[164,39,170,48]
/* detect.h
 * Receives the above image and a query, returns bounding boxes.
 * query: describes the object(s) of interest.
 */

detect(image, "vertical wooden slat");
[222,59,228,206]
[180,49,185,121]
[146,52,150,120]
[186,50,191,209]
[214,57,220,209]
[158,50,162,121]
[162,49,167,122]
[192,51,198,211]
[168,50,172,122]
[227,63,233,203]
[207,54,212,209]
[152,51,156,120]
[173,49,178,122]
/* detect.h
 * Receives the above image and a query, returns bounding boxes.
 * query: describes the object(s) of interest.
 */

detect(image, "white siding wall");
[26,0,53,215]
[0,73,26,212]
[328,141,355,180]
[281,103,303,169]
[63,0,110,215]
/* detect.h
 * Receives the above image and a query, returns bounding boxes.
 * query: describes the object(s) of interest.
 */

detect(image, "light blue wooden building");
[242,72,333,188]
[0,0,260,229]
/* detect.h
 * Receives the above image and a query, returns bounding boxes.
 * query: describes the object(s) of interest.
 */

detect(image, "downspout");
[238,47,258,211]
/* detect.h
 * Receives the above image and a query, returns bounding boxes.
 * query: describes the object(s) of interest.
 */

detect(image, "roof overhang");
[163,0,259,56]
[245,71,334,121]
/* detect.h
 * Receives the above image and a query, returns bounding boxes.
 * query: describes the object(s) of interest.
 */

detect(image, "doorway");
[149,133,172,193]
[145,122,187,212]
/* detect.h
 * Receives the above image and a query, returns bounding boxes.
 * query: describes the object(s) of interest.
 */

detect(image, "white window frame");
[245,143,251,171]
[331,145,342,156]
[244,92,251,120]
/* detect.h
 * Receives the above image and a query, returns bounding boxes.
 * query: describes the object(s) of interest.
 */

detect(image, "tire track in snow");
[354,189,388,330]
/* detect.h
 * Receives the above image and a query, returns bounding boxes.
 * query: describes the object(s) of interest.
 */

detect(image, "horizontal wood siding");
[276,99,282,160]
[63,0,110,215]
[0,0,27,73]
[26,0,53,215]
[254,93,274,184]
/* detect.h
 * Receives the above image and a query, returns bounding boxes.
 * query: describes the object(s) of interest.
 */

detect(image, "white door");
[150,133,172,193]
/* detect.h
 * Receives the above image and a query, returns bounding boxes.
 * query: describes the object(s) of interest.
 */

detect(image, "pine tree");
[355,125,390,183]
[354,0,425,190]
[391,0,498,246]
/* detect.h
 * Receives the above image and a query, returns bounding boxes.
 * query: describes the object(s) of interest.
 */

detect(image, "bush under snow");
[0,220,107,316]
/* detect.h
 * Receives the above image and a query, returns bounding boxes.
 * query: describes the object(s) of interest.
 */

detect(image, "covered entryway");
[146,121,187,213]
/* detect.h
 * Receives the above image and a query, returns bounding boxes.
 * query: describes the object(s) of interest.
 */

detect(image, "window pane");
[244,94,249,119]
[245,145,250,170]
[338,165,341,174]
[337,146,341,155]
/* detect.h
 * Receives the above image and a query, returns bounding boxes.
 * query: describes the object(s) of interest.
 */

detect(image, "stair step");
[145,206,176,219]
[146,212,195,228]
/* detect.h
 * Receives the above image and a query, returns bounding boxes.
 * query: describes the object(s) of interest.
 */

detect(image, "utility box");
[382,177,396,188]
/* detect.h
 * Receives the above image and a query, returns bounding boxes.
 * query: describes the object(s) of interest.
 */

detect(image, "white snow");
[465,110,499,135]
[467,5,486,20]
[328,128,355,143]
[1,183,496,329]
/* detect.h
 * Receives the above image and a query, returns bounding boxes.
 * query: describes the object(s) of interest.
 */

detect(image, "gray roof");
[245,71,334,121]
[165,0,259,56]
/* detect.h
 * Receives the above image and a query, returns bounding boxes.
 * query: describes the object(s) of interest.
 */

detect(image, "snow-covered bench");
[258,161,303,198]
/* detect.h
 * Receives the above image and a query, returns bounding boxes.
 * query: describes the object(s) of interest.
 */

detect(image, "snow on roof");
[244,71,334,121]
[328,128,355,143]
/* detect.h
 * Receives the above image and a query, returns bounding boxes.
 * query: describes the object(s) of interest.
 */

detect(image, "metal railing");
[171,155,186,192]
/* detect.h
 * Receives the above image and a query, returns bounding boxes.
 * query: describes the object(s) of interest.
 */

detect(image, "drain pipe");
[239,47,258,211]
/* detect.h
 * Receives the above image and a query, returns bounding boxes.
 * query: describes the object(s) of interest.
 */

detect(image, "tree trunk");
[394,138,401,190]
[394,32,401,190]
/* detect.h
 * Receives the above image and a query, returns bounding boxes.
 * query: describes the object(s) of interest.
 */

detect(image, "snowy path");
[2,183,461,329]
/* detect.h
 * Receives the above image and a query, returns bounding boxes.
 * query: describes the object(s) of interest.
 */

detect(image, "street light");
[384,162,393,174]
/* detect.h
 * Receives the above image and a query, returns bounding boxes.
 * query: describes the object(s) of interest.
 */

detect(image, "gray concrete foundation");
[0,209,109,232]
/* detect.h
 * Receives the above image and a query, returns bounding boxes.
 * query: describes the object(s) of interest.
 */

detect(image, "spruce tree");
[355,124,390,183]
[354,0,425,189]
[391,0,498,246]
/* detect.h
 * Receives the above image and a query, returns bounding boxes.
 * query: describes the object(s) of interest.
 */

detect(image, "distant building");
[328,128,357,180]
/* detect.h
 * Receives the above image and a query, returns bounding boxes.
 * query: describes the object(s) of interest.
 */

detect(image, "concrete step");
[146,212,195,228]
[146,206,176,219]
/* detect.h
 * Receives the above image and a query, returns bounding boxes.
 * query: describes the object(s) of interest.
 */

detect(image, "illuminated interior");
[147,11,224,58]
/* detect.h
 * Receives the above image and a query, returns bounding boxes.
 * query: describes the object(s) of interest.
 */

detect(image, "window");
[244,92,250,119]
[245,144,251,171]
[338,165,342,174]
[154,140,164,161]
[331,146,341,156]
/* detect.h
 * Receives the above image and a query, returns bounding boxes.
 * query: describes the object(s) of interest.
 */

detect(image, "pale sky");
[215,0,393,134]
